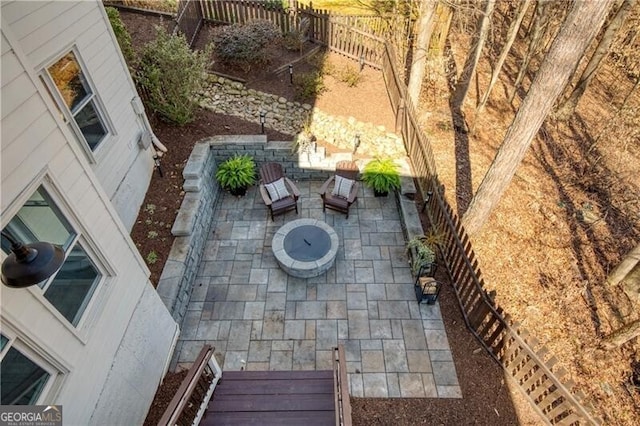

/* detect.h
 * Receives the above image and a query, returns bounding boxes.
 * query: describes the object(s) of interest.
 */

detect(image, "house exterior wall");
[1,2,177,425]
[1,0,154,230]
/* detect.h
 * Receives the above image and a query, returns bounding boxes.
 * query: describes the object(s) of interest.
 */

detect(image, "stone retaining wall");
[199,75,405,159]
[156,140,220,324]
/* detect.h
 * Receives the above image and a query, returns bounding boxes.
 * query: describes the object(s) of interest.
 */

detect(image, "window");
[1,186,102,326]
[45,51,108,151]
[0,334,51,405]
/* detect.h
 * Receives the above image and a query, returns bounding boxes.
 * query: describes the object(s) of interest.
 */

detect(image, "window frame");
[0,326,66,406]
[1,177,113,335]
[40,48,113,162]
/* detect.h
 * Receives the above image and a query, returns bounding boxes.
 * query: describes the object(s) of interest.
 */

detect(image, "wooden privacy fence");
[382,41,602,425]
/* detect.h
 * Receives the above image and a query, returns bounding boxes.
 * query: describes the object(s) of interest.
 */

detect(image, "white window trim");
[39,47,115,163]
[1,173,116,343]
[0,320,69,405]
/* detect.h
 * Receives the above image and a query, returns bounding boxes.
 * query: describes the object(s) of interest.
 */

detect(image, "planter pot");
[230,186,248,197]
[373,189,389,197]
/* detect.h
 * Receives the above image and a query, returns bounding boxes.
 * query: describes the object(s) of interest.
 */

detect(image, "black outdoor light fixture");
[288,64,293,84]
[359,55,365,72]
[1,231,65,289]
[259,111,266,134]
[352,134,361,154]
[422,190,433,212]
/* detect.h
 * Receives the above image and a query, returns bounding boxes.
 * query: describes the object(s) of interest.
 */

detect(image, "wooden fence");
[197,0,392,69]
[382,41,602,425]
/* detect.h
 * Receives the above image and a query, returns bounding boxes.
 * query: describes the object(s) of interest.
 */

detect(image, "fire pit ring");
[272,219,339,278]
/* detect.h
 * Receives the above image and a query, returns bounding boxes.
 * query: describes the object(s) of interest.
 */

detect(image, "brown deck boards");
[201,370,336,426]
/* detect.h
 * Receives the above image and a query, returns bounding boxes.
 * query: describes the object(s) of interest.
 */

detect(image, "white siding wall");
[0,2,177,425]
[2,0,154,230]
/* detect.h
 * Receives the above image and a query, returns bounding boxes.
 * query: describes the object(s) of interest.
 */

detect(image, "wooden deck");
[201,370,336,425]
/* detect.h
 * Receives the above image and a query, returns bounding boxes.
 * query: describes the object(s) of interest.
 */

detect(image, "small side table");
[415,276,442,304]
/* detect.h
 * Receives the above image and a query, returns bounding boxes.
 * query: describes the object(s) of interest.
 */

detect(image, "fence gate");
[175,0,204,47]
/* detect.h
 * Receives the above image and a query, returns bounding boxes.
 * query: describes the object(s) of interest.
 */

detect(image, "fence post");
[396,98,405,134]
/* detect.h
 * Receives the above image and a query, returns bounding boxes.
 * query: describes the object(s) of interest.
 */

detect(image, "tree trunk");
[452,0,497,108]
[607,242,640,287]
[556,0,636,120]
[510,1,548,102]
[601,320,640,349]
[461,0,613,236]
[431,2,453,56]
[407,0,438,108]
[476,0,532,114]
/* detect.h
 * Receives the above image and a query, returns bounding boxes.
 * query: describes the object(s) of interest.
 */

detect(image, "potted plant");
[215,154,256,196]
[406,235,437,277]
[362,157,401,196]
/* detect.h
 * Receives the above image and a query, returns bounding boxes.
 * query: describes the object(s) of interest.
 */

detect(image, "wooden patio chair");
[258,162,300,221]
[319,160,360,219]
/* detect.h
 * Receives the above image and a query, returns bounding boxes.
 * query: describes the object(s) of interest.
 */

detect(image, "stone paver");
[174,184,461,398]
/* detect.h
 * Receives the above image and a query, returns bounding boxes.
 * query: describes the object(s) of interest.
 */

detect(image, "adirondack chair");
[258,162,300,221]
[319,160,359,219]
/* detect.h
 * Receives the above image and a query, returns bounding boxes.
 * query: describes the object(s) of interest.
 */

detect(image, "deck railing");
[157,345,222,426]
[333,345,352,426]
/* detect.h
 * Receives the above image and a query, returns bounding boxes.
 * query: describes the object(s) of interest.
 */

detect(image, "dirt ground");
[420,14,640,426]
[119,8,543,425]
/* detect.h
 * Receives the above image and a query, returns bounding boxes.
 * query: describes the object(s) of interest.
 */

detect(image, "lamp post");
[422,190,433,212]
[260,111,266,134]
[352,134,361,154]
[288,64,293,84]
[1,231,65,288]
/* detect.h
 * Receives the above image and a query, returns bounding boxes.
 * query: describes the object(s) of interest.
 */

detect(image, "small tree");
[105,7,135,66]
[136,26,212,125]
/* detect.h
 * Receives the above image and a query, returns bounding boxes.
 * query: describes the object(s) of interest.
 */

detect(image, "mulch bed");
[119,9,540,425]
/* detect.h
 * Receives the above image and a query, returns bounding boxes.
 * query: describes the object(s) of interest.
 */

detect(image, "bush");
[293,71,326,101]
[105,7,135,66]
[136,26,212,125]
[212,20,282,70]
[336,64,362,87]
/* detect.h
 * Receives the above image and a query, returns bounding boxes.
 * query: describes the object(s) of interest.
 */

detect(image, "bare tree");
[509,0,556,103]
[452,0,497,108]
[461,0,614,236]
[607,242,640,287]
[408,0,438,108]
[476,0,532,114]
[556,0,637,119]
[601,319,640,349]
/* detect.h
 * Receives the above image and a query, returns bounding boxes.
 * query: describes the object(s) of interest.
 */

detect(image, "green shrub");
[362,157,401,195]
[337,64,362,87]
[283,30,304,51]
[136,26,212,125]
[105,7,135,66]
[215,154,256,195]
[293,71,326,101]
[212,20,282,70]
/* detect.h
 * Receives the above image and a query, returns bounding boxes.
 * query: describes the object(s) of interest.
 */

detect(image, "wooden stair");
[201,370,336,426]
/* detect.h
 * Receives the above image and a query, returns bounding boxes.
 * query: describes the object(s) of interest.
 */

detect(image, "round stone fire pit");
[272,218,339,278]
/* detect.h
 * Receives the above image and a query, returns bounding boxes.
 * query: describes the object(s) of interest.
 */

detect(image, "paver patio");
[173,180,461,398]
